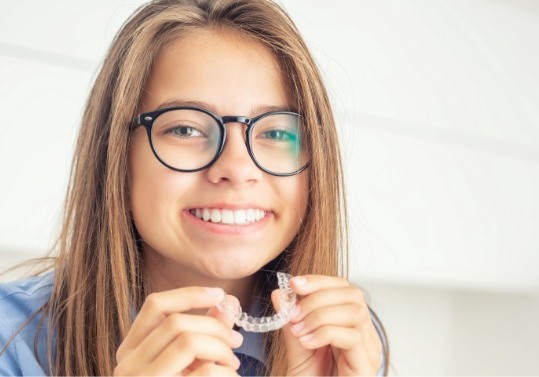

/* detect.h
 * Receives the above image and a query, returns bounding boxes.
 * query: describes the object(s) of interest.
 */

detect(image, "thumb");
[206,294,240,329]
[271,289,312,368]
[205,294,244,350]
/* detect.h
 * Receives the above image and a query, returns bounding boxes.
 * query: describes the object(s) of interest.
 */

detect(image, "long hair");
[32,0,386,375]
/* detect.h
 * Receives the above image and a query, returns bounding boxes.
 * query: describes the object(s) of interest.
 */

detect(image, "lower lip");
[183,210,272,235]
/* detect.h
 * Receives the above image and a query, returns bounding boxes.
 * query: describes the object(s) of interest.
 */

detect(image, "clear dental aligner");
[217,272,297,333]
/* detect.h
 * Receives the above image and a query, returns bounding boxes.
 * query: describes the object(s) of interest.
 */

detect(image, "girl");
[0,0,388,375]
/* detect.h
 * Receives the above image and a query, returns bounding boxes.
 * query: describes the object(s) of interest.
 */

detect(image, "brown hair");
[7,0,388,375]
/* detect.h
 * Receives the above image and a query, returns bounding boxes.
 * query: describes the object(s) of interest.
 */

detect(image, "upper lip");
[187,203,271,211]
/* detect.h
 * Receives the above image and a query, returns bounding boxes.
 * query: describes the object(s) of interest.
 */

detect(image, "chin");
[198,256,269,281]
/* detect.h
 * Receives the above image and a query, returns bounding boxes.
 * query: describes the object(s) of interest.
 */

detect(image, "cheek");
[129,168,184,220]
[279,172,309,226]
[128,133,177,219]
[275,173,309,256]
[128,130,207,229]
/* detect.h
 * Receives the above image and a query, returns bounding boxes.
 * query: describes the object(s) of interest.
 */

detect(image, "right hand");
[113,286,243,376]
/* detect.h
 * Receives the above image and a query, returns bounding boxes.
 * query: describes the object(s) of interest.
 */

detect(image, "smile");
[190,208,267,225]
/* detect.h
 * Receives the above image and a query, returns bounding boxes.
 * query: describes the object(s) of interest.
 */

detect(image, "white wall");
[1,1,538,375]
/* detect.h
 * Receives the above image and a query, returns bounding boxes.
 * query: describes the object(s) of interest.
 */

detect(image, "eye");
[261,129,297,142]
[169,125,204,138]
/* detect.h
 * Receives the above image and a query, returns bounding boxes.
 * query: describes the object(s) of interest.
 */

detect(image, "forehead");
[139,28,294,115]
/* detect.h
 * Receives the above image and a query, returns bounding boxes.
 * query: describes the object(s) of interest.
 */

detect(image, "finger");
[288,279,379,361]
[288,303,382,364]
[142,332,241,376]
[206,294,241,330]
[297,325,380,375]
[285,278,384,372]
[288,285,369,323]
[271,289,312,370]
[122,312,243,368]
[187,362,239,376]
[290,274,349,296]
[117,286,225,361]
[289,303,364,337]
[205,295,244,350]
[182,359,206,375]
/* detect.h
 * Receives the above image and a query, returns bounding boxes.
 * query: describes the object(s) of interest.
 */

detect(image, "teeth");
[221,209,234,224]
[191,208,267,225]
[234,210,246,224]
[210,209,221,223]
[246,209,255,222]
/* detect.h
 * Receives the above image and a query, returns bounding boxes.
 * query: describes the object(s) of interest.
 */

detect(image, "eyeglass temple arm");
[130,114,145,131]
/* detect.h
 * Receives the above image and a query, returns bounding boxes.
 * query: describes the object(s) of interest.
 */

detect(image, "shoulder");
[0,271,54,322]
[0,272,54,376]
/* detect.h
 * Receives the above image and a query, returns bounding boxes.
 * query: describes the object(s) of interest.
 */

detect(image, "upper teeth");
[191,208,266,225]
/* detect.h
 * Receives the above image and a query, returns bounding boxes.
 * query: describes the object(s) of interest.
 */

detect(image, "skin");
[273,276,384,376]
[115,29,382,376]
[128,29,308,303]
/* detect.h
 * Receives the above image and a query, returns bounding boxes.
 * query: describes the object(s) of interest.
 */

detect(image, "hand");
[272,275,383,376]
[114,287,243,376]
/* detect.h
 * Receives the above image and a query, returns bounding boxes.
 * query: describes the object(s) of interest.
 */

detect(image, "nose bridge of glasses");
[221,115,251,126]
[219,115,250,152]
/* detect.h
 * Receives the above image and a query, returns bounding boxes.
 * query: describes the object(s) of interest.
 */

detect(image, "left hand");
[272,275,383,376]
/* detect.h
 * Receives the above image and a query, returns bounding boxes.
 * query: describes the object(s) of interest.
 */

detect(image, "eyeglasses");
[131,106,310,176]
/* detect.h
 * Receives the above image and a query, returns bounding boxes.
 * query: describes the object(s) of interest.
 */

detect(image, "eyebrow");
[154,99,297,116]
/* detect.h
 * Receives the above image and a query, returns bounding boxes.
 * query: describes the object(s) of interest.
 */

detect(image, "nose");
[205,123,262,186]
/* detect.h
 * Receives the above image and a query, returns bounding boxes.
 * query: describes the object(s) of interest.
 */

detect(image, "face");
[128,29,309,289]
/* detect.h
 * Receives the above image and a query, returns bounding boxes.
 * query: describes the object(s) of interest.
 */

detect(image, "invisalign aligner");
[216,272,297,333]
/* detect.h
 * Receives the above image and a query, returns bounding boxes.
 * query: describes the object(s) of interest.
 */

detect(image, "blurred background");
[0,0,538,375]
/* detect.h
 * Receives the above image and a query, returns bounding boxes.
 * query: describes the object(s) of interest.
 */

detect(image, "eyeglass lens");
[150,109,308,174]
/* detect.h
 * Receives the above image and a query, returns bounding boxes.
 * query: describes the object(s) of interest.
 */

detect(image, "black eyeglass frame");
[131,106,310,177]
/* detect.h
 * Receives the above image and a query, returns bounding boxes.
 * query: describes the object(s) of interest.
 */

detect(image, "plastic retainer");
[216,272,297,333]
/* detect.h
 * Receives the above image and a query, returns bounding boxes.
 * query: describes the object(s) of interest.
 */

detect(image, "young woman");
[0,0,388,375]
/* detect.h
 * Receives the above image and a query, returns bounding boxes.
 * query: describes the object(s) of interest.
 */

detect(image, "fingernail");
[290,321,305,333]
[290,304,301,319]
[205,287,224,297]
[232,330,244,345]
[292,276,308,286]
[300,333,314,343]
